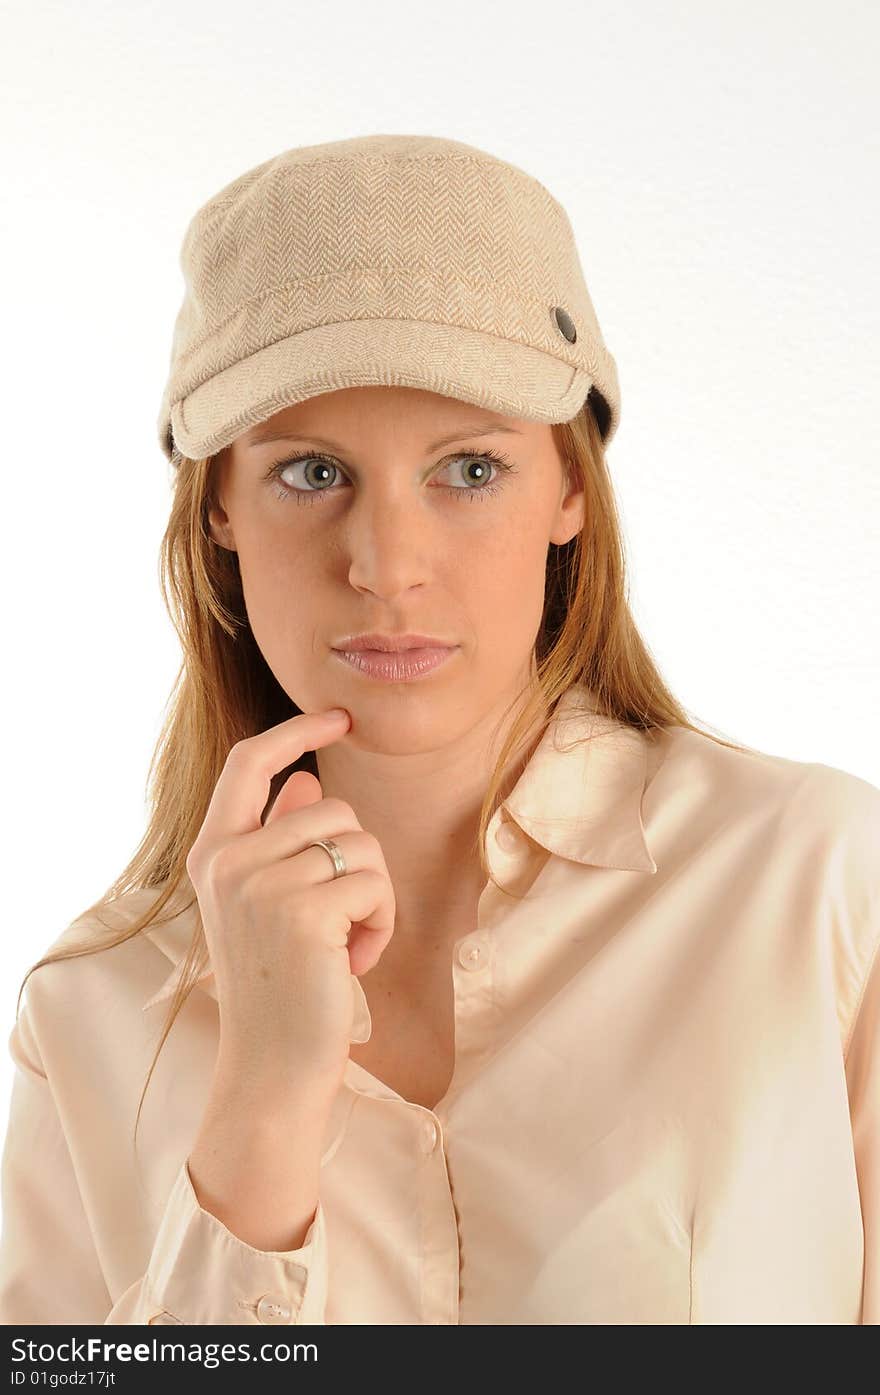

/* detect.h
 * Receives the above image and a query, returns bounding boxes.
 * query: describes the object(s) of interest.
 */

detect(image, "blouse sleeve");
[845,931,880,1326]
[0,997,329,1325]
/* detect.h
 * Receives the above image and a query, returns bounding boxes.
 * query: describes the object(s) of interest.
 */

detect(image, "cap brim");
[161,317,598,462]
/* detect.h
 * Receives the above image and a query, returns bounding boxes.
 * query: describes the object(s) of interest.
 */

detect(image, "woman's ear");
[206,450,237,550]
[549,469,585,547]
[206,498,236,551]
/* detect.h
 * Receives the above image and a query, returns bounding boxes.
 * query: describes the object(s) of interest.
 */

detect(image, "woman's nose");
[343,491,437,596]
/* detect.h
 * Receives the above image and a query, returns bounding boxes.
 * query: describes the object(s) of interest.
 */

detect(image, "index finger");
[202,709,351,842]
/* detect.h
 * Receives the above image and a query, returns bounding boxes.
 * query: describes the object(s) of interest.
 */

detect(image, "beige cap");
[156,132,621,464]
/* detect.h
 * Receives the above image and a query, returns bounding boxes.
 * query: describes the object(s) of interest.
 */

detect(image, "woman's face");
[208,385,584,749]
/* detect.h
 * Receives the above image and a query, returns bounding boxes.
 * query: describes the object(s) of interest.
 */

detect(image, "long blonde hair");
[15,391,751,1148]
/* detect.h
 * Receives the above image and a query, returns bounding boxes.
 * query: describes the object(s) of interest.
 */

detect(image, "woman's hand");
[185,708,396,1109]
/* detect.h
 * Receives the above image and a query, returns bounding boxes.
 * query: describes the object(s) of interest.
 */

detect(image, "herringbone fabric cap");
[156,132,621,464]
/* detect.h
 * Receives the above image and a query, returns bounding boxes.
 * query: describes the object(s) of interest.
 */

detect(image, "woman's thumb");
[264,768,324,826]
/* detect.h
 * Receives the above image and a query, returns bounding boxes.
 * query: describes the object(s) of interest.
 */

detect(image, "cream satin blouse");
[0,684,877,1324]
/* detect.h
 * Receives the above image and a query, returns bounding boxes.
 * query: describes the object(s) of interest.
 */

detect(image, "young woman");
[0,133,876,1326]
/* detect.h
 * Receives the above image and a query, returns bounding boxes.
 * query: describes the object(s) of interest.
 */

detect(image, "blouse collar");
[140,683,658,1016]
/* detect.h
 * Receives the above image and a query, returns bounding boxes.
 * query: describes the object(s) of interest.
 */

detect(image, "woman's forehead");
[234,386,540,454]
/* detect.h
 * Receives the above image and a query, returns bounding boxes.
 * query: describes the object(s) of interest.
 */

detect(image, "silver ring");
[306,837,347,879]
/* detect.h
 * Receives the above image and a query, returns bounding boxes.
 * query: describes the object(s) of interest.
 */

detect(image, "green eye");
[263,447,517,505]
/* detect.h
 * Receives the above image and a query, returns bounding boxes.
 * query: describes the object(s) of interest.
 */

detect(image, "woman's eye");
[263,449,516,505]
[275,455,341,496]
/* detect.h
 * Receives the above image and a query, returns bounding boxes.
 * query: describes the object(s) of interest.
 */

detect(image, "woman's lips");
[331,645,459,681]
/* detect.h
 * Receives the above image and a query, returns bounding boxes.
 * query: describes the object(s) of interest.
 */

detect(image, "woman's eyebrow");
[245,423,524,453]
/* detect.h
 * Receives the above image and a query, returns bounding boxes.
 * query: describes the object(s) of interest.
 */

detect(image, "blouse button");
[420,1117,439,1153]
[256,1293,293,1324]
[495,818,522,851]
[457,938,486,971]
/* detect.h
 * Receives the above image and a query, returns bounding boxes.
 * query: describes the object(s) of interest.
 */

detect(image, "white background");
[1,1,877,1182]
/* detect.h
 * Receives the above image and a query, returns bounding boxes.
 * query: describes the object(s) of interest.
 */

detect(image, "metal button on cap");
[256,1293,293,1324]
[552,305,578,343]
[420,1117,439,1153]
[457,938,486,971]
